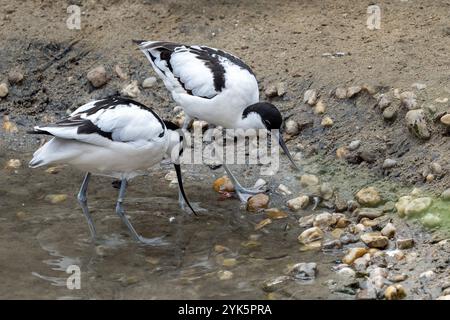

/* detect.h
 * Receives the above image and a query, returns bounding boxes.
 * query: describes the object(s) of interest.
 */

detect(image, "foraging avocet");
[28,96,195,245]
[134,40,299,201]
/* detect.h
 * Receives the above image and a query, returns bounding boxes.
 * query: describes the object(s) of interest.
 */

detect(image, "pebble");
[313,212,337,229]
[284,119,299,136]
[213,176,235,193]
[335,87,347,99]
[247,194,269,212]
[121,80,140,98]
[276,184,292,196]
[404,197,432,216]
[400,91,418,110]
[264,84,278,98]
[335,216,351,228]
[353,255,370,272]
[405,109,430,140]
[384,285,406,300]
[336,146,349,159]
[395,196,413,217]
[4,159,21,169]
[255,218,272,231]
[45,166,63,174]
[346,86,361,98]
[276,82,287,96]
[87,65,109,88]
[303,89,318,105]
[411,82,426,90]
[381,223,396,238]
[396,238,414,249]
[287,195,310,211]
[430,162,442,175]
[388,274,408,282]
[114,65,128,80]
[8,69,24,84]
[298,214,314,228]
[319,183,334,200]
[336,267,357,287]
[298,227,323,244]
[421,213,441,228]
[314,100,326,114]
[222,258,237,267]
[322,239,342,250]
[377,95,391,110]
[142,76,157,88]
[45,194,68,204]
[218,270,233,280]
[382,159,397,169]
[299,240,322,252]
[286,262,317,280]
[262,276,291,292]
[0,83,9,97]
[419,270,435,280]
[348,140,361,151]
[342,247,368,264]
[360,232,389,249]
[440,114,450,126]
[441,189,450,201]
[299,174,319,187]
[355,187,382,207]
[382,105,397,120]
[265,208,288,219]
[2,115,18,133]
[321,116,333,127]
[214,245,229,253]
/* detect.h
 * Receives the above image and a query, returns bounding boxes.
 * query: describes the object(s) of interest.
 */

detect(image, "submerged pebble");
[342,247,368,265]
[247,194,270,212]
[286,262,317,280]
[4,159,21,169]
[262,276,291,292]
[355,187,382,207]
[45,194,68,204]
[265,208,288,219]
[298,227,323,244]
[287,195,309,211]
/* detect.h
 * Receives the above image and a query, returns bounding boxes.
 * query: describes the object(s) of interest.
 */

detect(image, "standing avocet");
[28,96,195,245]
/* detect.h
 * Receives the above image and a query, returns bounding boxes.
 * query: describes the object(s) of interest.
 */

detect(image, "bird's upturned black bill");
[174,163,197,215]
[278,134,300,171]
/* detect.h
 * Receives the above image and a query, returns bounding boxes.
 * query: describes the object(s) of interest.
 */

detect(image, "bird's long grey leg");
[222,164,267,203]
[77,172,97,240]
[115,179,167,245]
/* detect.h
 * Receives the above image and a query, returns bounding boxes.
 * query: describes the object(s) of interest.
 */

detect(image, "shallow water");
[0,151,344,299]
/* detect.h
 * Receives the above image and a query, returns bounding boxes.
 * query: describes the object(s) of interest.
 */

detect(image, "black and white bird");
[134,40,299,201]
[28,96,195,245]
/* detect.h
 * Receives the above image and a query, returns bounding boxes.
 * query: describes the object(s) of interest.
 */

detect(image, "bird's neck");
[235,111,265,130]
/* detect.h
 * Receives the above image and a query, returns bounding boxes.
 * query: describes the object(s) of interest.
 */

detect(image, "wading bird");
[28,96,195,245]
[134,40,299,202]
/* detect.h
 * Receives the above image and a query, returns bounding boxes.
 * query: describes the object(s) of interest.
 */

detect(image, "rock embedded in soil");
[286,262,317,280]
[342,247,368,264]
[404,197,432,216]
[142,76,157,88]
[299,174,319,188]
[121,80,140,98]
[336,146,349,159]
[335,87,347,99]
[382,105,397,120]
[360,232,389,249]
[396,238,414,249]
[348,140,361,151]
[254,218,272,231]
[246,194,269,212]
[8,69,24,84]
[284,120,299,136]
[384,285,406,300]
[45,194,68,204]
[314,100,326,114]
[346,86,361,98]
[321,116,333,127]
[303,89,318,105]
[381,223,396,238]
[421,213,441,228]
[395,196,413,217]
[355,187,382,207]
[213,176,235,193]
[87,65,109,88]
[377,94,391,110]
[405,109,430,140]
[4,159,21,169]
[217,270,233,280]
[287,195,309,211]
[440,114,450,126]
[441,189,450,201]
[382,159,397,169]
[400,91,418,110]
[114,65,128,80]
[264,84,278,98]
[276,82,287,96]
[265,208,288,219]
[419,270,435,280]
[298,227,323,244]
[0,83,9,97]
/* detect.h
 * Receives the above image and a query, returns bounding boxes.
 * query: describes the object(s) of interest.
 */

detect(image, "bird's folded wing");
[34,97,165,147]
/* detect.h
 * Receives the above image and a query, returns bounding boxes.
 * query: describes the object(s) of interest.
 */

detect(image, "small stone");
[213,176,235,193]
[355,187,382,207]
[335,87,347,99]
[0,83,9,98]
[382,159,397,169]
[377,95,391,110]
[284,119,299,136]
[121,80,140,98]
[395,196,413,217]
[299,240,322,252]
[360,232,389,249]
[336,267,357,286]
[422,213,441,228]
[255,218,272,231]
[314,99,326,114]
[440,114,450,126]
[246,194,269,212]
[322,239,342,250]
[276,184,292,196]
[405,109,430,140]
[45,194,68,204]
[265,208,288,219]
[348,140,361,151]
[419,270,435,280]
[313,212,337,229]
[383,105,397,120]
[142,76,157,88]
[331,228,345,239]
[336,146,349,159]
[303,89,318,105]
[87,65,109,88]
[335,216,351,228]
[300,174,319,187]
[287,195,309,211]
[276,82,287,96]
[381,223,396,238]
[342,247,368,265]
[298,214,314,228]
[353,255,370,272]
[2,116,18,133]
[45,166,64,174]
[396,238,414,249]
[430,162,442,175]
[400,91,417,110]
[114,65,128,80]
[404,197,432,216]
[441,189,450,201]
[321,116,333,127]
[346,86,362,98]
[286,262,317,280]
[95,245,108,256]
[298,227,323,244]
[426,174,435,183]
[4,159,21,169]
[218,270,233,280]
[388,274,408,282]
[435,97,449,104]
[384,285,406,300]
[8,69,24,84]
[16,211,27,221]
[411,82,427,90]
[262,276,291,292]
[222,258,237,267]
[264,84,278,98]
